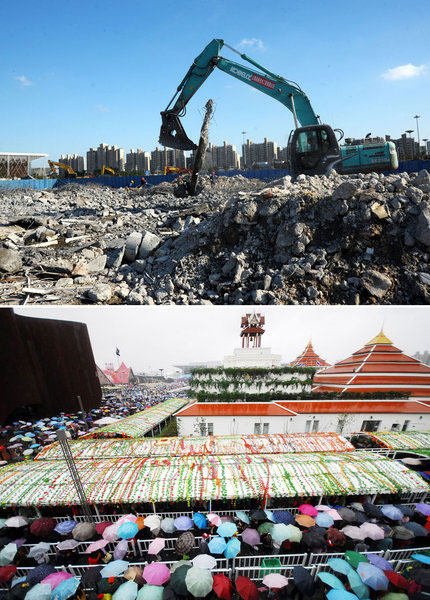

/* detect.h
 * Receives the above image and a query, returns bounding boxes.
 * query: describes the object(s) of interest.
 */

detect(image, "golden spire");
[366,328,393,345]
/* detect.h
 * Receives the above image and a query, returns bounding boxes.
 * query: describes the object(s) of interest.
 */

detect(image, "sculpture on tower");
[240,313,265,348]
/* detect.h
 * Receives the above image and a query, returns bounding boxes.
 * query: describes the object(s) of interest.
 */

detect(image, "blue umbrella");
[174,516,194,531]
[403,521,428,536]
[327,558,353,575]
[347,570,370,599]
[192,513,207,529]
[118,522,139,540]
[327,591,360,600]
[112,580,139,600]
[30,444,40,449]
[366,554,393,571]
[54,520,77,534]
[318,572,345,590]
[316,512,334,528]
[235,511,250,525]
[11,576,26,588]
[224,537,241,558]
[273,510,294,525]
[26,564,57,585]
[356,563,389,591]
[264,510,275,522]
[380,505,404,520]
[217,522,237,538]
[51,577,80,600]
[100,559,130,578]
[25,433,36,438]
[208,536,227,554]
[412,553,430,565]
[24,583,52,600]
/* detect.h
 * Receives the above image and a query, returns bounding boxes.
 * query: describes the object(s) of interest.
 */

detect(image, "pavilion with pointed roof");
[290,340,331,369]
[312,329,430,400]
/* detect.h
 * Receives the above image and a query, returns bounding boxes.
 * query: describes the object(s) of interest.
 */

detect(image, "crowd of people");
[0,499,429,599]
[0,383,187,466]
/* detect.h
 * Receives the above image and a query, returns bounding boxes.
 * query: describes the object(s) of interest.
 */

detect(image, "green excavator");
[159,39,398,178]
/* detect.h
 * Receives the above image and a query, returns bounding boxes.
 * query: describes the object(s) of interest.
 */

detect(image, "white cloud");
[382,63,426,80]
[237,38,265,51]
[95,104,109,112]
[14,75,32,87]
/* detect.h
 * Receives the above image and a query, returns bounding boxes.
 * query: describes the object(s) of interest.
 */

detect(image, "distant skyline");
[1,0,428,169]
[12,306,430,375]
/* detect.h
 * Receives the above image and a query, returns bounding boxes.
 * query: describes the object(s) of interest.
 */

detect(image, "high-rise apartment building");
[206,142,240,170]
[126,149,151,173]
[59,154,85,174]
[86,143,125,173]
[242,138,278,168]
[390,134,417,161]
[150,147,186,172]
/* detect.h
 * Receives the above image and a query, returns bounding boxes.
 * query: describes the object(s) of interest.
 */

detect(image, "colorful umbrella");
[347,569,371,599]
[26,564,56,585]
[271,523,291,542]
[137,584,164,600]
[103,523,120,542]
[95,521,113,535]
[327,528,346,546]
[170,565,192,596]
[367,554,393,571]
[411,553,430,565]
[112,580,139,600]
[144,515,161,533]
[175,532,195,555]
[100,559,129,578]
[208,536,227,554]
[51,577,80,600]
[0,564,17,584]
[147,538,166,555]
[356,562,389,591]
[213,573,233,600]
[57,539,80,551]
[72,522,96,541]
[113,539,129,560]
[295,514,316,528]
[224,537,241,559]
[30,518,56,537]
[0,543,17,566]
[235,576,259,600]
[207,513,222,526]
[242,528,260,547]
[118,521,139,540]
[327,558,353,575]
[28,542,51,561]
[384,570,414,591]
[415,502,430,516]
[342,526,366,540]
[327,591,360,600]
[381,505,404,520]
[359,523,385,540]
[192,554,217,570]
[192,513,207,529]
[316,512,334,528]
[24,583,52,600]
[262,573,289,589]
[84,539,109,553]
[54,521,77,534]
[5,517,28,528]
[273,510,294,525]
[344,551,369,569]
[185,566,213,597]
[41,572,73,591]
[143,562,170,586]
[235,511,250,525]
[174,516,194,531]
[161,518,176,534]
[318,572,345,590]
[299,504,318,517]
[257,522,274,535]
[217,522,237,538]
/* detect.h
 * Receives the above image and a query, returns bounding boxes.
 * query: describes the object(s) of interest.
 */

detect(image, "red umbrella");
[384,570,419,592]
[213,573,233,600]
[95,521,113,535]
[30,518,56,537]
[0,565,17,584]
[236,576,259,600]
[327,527,346,546]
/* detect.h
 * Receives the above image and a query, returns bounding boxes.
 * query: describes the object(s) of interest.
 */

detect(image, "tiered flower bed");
[0,451,426,506]
[368,431,430,451]
[83,398,188,439]
[36,432,354,461]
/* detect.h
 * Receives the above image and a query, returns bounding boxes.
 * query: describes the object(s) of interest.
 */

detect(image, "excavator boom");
[159,38,319,150]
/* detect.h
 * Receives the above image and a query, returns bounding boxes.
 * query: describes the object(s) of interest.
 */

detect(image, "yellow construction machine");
[163,166,192,175]
[102,165,116,175]
[48,161,76,178]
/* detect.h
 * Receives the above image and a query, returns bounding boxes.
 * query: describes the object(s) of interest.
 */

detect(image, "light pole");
[57,430,94,522]
[414,115,421,155]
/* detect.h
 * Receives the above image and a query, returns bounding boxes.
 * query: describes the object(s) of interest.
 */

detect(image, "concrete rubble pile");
[1,169,430,305]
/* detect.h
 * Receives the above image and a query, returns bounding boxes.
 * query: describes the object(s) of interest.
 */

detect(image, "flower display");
[368,431,430,451]
[36,432,354,462]
[0,451,427,507]
[82,398,188,439]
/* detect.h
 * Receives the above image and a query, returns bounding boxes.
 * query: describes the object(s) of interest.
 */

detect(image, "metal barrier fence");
[234,564,316,581]
[1,159,429,191]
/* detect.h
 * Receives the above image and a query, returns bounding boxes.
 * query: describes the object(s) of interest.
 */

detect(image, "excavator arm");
[159,38,319,150]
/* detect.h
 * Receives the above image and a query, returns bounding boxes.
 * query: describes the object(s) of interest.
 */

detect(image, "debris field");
[1,169,430,305]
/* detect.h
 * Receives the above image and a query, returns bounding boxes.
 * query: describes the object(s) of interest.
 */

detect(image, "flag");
[116,348,120,357]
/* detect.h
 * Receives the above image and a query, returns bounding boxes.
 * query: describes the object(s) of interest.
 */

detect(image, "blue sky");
[1,0,429,168]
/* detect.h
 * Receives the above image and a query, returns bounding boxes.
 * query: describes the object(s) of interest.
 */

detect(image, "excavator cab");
[288,124,341,177]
